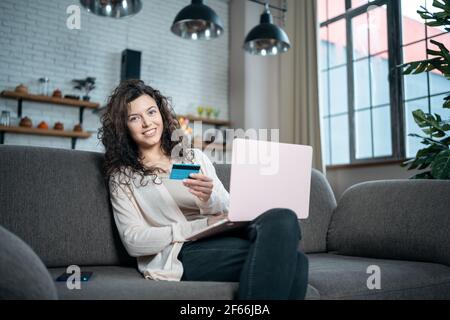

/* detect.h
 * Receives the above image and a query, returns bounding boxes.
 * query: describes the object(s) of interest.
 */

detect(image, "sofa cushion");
[0,225,57,300]
[213,164,336,254]
[48,265,320,300]
[0,145,133,268]
[308,253,450,299]
[327,180,450,266]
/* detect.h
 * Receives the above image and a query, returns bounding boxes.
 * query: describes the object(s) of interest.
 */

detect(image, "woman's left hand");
[183,173,213,202]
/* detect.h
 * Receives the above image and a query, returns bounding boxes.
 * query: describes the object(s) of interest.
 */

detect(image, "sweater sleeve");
[192,149,230,215]
[109,174,207,257]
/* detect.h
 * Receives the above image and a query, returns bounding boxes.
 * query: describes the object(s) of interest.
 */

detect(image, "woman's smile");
[142,128,158,137]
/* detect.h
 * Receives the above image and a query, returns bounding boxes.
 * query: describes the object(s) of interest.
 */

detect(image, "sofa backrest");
[213,163,336,254]
[0,145,134,268]
[0,145,335,268]
[327,180,450,266]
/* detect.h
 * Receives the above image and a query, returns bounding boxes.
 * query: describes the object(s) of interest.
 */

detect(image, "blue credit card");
[169,164,201,180]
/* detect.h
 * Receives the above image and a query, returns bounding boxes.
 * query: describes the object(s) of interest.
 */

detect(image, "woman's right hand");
[207,212,228,226]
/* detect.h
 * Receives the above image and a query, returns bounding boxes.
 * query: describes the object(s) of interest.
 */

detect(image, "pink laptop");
[186,138,313,241]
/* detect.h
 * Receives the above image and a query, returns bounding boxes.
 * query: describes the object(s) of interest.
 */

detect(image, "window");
[318,0,450,166]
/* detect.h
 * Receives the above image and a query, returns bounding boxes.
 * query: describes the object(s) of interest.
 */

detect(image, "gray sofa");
[1,145,450,300]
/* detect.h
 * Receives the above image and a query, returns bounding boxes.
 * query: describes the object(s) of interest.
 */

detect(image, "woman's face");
[127,94,164,150]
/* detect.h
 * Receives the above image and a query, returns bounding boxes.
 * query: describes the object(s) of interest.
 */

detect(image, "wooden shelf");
[0,89,100,149]
[0,125,91,139]
[0,91,99,109]
[178,114,230,127]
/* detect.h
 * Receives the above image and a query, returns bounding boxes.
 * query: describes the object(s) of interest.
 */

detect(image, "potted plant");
[72,77,96,101]
[205,106,214,118]
[197,106,204,117]
[400,0,450,180]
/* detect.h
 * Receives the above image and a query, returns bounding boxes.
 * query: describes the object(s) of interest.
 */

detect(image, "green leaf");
[402,142,446,171]
[432,0,448,11]
[418,161,432,170]
[408,133,448,146]
[412,110,449,137]
[444,95,450,109]
[410,171,433,179]
[431,149,450,179]
[441,136,450,146]
[402,62,419,74]
[429,39,450,61]
[427,49,443,56]
[413,62,429,74]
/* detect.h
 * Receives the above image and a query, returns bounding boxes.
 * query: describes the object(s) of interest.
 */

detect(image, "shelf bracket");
[18,99,23,118]
[79,107,85,124]
[0,132,4,144]
[71,137,77,150]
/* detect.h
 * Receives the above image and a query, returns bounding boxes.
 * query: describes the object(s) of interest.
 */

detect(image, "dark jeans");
[177,208,309,300]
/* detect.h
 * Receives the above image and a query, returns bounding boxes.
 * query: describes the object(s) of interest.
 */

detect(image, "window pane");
[328,20,347,68]
[329,66,348,115]
[404,73,428,101]
[371,54,390,106]
[429,69,448,96]
[319,71,329,117]
[328,0,346,20]
[354,58,371,110]
[405,98,429,158]
[403,41,428,100]
[321,118,331,166]
[428,34,450,95]
[368,4,388,54]
[352,13,369,60]
[352,0,377,7]
[330,115,350,165]
[355,109,373,159]
[318,0,327,23]
[319,27,328,70]
[352,0,367,8]
[373,106,392,157]
[403,39,427,63]
[431,94,450,124]
[402,0,426,46]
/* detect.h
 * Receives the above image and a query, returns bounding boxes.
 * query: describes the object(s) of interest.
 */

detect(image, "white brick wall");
[0,0,229,152]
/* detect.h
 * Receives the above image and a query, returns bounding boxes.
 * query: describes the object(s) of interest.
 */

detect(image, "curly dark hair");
[98,79,186,193]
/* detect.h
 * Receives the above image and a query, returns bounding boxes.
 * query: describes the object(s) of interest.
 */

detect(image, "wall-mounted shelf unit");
[0,125,91,149]
[0,90,99,149]
[178,114,231,153]
[178,114,231,127]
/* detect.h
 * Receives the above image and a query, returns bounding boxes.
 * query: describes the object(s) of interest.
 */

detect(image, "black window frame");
[320,0,412,168]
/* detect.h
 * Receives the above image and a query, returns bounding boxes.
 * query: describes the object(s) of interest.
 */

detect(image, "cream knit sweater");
[109,148,230,281]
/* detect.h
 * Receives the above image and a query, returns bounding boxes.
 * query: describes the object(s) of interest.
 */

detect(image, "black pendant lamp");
[80,0,142,18]
[171,0,224,40]
[244,3,291,56]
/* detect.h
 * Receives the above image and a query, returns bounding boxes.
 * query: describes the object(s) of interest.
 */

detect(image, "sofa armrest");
[327,180,450,266]
[0,224,58,300]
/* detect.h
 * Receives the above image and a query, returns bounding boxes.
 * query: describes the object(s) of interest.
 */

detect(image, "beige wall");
[229,0,246,130]
[229,0,281,131]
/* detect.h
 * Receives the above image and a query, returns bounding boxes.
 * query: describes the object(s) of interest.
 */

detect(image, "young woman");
[99,79,309,300]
